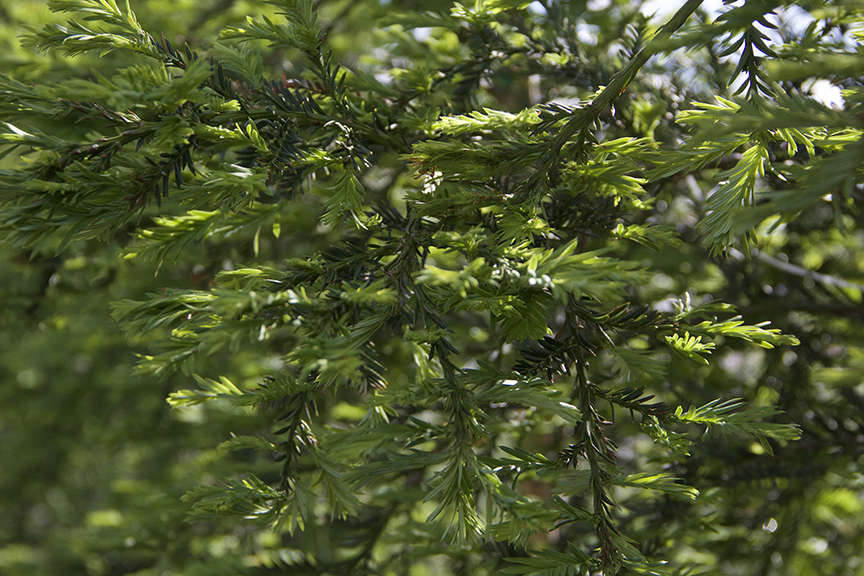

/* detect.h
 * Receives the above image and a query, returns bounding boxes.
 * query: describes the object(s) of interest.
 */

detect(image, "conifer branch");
[4,1,859,573]
[550,0,704,159]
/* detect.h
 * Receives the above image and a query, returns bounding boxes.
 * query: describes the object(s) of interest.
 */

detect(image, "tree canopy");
[1,1,863,575]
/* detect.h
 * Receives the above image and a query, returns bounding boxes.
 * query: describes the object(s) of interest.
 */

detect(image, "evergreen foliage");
[1,0,863,574]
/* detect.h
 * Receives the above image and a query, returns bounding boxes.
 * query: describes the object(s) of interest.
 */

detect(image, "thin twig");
[728,247,864,292]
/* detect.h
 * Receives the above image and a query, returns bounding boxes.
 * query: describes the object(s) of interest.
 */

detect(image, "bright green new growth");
[1,0,863,574]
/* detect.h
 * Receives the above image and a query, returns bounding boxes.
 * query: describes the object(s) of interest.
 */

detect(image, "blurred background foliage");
[0,1,863,575]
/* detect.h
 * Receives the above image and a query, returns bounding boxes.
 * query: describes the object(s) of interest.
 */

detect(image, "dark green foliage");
[1,0,863,575]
